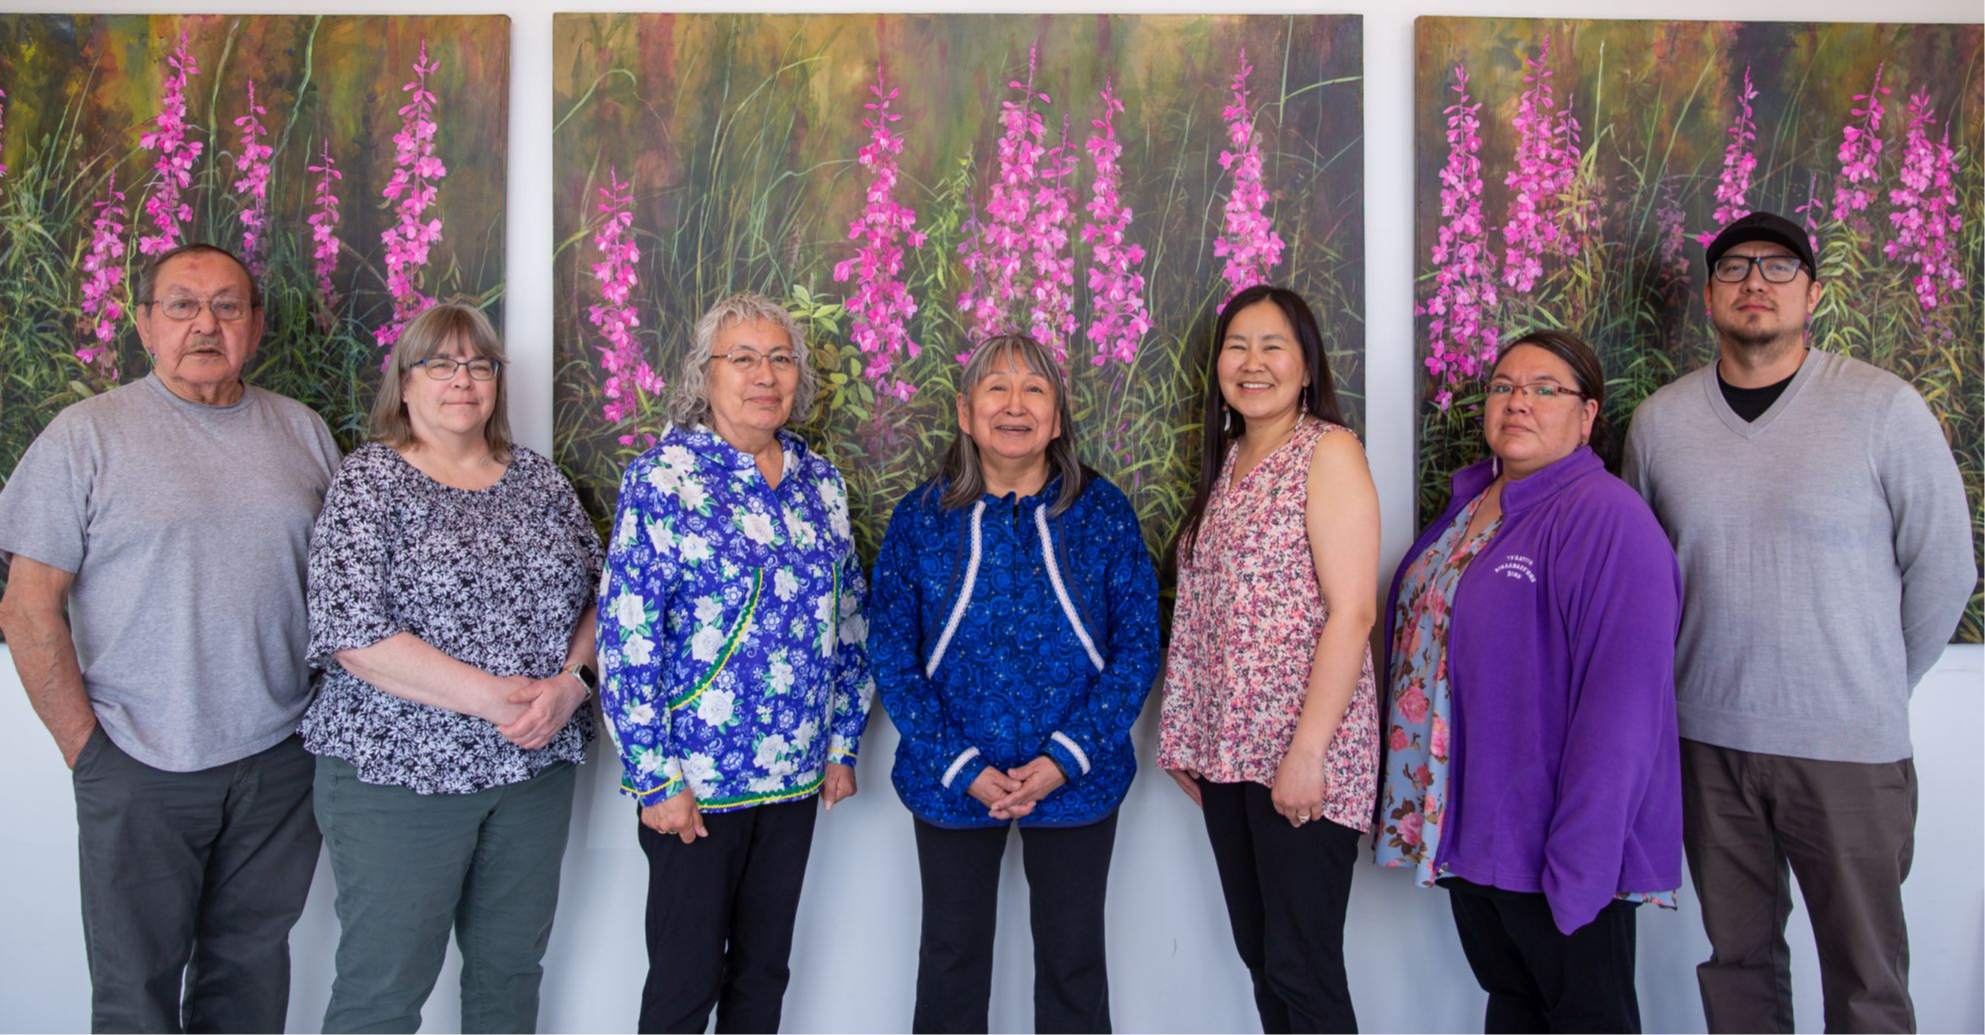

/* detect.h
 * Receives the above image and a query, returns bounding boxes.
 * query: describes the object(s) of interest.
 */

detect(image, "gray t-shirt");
[1622,349,1975,763]
[0,374,341,771]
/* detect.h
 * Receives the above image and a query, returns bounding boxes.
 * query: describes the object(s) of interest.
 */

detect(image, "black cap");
[1704,211,1817,275]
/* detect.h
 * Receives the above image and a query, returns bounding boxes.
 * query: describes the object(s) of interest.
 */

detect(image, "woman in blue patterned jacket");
[595,293,874,1034]
[870,333,1161,1034]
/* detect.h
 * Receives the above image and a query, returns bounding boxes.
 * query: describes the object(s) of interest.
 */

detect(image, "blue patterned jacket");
[596,425,873,812]
[869,474,1160,828]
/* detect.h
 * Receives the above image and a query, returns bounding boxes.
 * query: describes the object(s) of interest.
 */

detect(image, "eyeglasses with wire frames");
[1485,380,1586,404]
[711,346,800,373]
[411,357,502,381]
[141,296,255,322]
[1711,254,1808,284]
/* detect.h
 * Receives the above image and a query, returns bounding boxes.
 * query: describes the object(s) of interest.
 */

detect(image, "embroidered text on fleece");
[597,425,874,811]
[869,476,1161,828]
[1385,447,1684,935]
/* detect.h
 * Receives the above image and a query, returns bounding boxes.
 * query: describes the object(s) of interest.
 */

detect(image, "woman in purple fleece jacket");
[1376,331,1681,1034]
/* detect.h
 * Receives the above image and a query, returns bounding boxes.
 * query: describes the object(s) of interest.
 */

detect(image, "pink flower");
[377,38,448,351]
[1399,810,1425,846]
[1397,685,1430,724]
[1213,48,1284,301]
[1024,116,1080,362]
[137,31,203,257]
[1501,40,1586,294]
[588,167,665,428]
[1079,78,1151,367]
[1417,64,1501,408]
[232,79,274,273]
[78,172,129,378]
[1429,714,1449,760]
[1695,67,1758,247]
[957,45,1053,361]
[307,141,344,312]
[1883,94,1965,314]
[1831,62,1888,222]
[832,66,925,399]
[1389,726,1409,753]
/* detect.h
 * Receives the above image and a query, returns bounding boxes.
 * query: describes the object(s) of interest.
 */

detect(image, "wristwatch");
[562,660,599,692]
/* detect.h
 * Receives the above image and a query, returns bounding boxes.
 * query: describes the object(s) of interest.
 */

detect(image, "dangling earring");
[1491,454,1501,479]
[1221,405,1232,435]
[1300,387,1309,415]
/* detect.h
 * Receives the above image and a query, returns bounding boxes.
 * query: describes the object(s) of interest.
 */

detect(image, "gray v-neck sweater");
[1622,349,1974,763]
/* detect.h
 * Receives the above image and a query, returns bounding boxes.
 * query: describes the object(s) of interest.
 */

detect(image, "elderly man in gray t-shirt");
[0,243,341,1033]
[1623,213,1974,1035]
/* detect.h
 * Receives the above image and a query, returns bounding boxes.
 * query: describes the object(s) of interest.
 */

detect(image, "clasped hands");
[967,757,1066,821]
[486,672,589,750]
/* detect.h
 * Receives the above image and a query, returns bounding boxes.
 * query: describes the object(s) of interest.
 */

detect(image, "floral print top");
[1376,495,1496,879]
[1377,490,1678,909]
[596,424,874,812]
[301,443,603,795]
[1156,418,1380,833]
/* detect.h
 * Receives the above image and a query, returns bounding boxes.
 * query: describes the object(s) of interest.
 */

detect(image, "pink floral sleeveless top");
[1156,419,1380,832]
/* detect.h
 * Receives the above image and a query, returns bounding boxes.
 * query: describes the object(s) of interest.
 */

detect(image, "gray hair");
[664,292,817,429]
[938,334,1085,516]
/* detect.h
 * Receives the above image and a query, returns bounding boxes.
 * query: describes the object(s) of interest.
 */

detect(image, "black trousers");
[1444,878,1641,1034]
[911,813,1119,1034]
[1199,779,1360,1034]
[72,728,321,1034]
[637,797,818,1034]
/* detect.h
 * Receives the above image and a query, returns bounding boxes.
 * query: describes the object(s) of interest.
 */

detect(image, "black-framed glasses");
[712,347,799,372]
[1486,381,1585,403]
[142,297,254,322]
[412,357,501,381]
[1712,255,1808,284]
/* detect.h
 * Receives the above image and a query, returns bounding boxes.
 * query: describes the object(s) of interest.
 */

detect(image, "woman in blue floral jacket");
[870,333,1161,1034]
[596,293,873,1035]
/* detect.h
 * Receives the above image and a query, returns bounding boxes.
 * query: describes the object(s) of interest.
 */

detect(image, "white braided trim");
[1035,505,1105,672]
[941,746,982,788]
[1050,731,1091,776]
[925,501,985,679]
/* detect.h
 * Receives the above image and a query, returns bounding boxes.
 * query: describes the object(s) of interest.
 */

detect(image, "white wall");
[2,0,1979,1031]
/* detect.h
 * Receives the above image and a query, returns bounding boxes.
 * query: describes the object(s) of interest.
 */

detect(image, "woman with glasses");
[301,302,603,1033]
[1156,285,1381,1034]
[868,333,1160,1033]
[1375,330,1681,1033]
[596,292,873,1033]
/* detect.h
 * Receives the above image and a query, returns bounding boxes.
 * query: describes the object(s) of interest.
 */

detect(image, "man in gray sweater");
[1623,211,1974,1034]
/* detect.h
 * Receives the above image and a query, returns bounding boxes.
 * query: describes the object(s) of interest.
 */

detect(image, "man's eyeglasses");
[142,297,254,322]
[1486,381,1585,403]
[713,347,799,372]
[1712,255,1808,284]
[412,357,501,381]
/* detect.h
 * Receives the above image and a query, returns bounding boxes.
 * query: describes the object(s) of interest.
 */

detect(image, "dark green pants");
[314,756,578,1034]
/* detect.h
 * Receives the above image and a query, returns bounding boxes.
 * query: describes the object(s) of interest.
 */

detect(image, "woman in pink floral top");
[1157,285,1380,1034]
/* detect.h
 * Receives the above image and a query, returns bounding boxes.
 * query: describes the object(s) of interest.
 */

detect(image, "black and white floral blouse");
[301,442,605,795]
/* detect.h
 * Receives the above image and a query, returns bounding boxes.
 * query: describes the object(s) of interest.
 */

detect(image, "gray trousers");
[315,755,578,1035]
[73,727,321,1034]
[1682,738,1917,1034]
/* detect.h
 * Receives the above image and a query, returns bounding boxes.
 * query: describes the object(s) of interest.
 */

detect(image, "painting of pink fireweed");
[1414,18,1983,641]
[0,15,509,601]
[553,13,1365,561]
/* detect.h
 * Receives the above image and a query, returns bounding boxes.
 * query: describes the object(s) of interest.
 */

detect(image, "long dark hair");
[1172,285,1345,567]
[937,333,1085,515]
[1494,329,1619,470]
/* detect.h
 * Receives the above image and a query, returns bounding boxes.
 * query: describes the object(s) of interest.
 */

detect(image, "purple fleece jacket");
[1385,447,1683,935]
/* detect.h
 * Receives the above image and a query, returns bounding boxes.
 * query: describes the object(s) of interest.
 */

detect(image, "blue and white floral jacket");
[869,474,1160,828]
[597,424,873,812]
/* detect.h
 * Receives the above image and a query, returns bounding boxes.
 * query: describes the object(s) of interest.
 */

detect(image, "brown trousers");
[1681,738,1917,1034]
